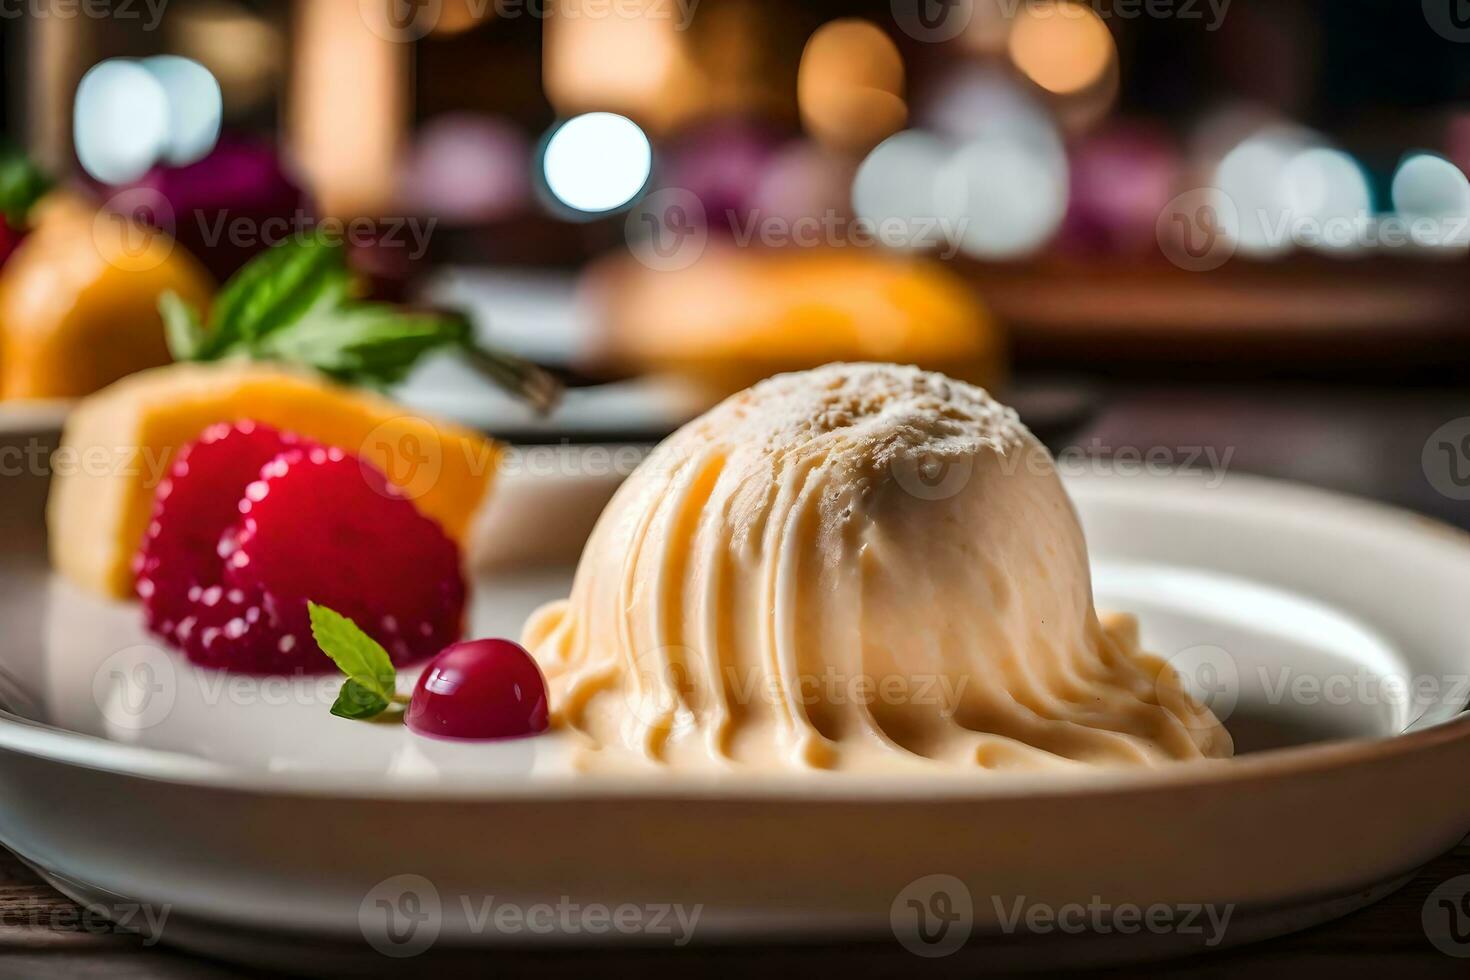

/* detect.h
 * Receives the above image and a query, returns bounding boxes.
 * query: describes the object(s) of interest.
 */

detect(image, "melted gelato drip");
[524,364,1232,773]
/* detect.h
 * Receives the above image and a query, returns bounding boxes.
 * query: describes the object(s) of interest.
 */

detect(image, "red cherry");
[405,639,550,741]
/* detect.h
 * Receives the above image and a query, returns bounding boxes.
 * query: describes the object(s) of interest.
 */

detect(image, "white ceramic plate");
[1,468,1468,971]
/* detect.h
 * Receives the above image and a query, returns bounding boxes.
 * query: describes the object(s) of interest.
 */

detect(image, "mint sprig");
[308,601,408,721]
[0,145,51,229]
[160,234,560,411]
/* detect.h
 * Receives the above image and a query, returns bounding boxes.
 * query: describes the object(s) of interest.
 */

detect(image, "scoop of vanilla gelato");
[524,363,1232,772]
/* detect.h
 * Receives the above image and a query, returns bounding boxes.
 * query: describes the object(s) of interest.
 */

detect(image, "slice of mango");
[49,361,501,598]
[0,194,214,399]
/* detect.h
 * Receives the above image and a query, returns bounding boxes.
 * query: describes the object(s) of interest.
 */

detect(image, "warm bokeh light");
[961,0,1017,54]
[432,0,493,36]
[291,0,406,215]
[544,0,688,126]
[542,113,652,213]
[1007,1,1117,96]
[73,59,171,184]
[168,0,281,115]
[797,19,906,153]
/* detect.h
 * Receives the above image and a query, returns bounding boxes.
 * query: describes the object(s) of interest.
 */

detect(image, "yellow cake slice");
[49,361,501,598]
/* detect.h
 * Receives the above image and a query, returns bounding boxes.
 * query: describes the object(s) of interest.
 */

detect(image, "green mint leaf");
[330,679,392,720]
[199,232,351,358]
[180,233,562,411]
[0,146,51,229]
[159,290,206,361]
[254,307,473,386]
[308,602,398,719]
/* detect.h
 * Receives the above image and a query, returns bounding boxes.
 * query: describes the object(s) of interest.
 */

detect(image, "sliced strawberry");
[219,445,466,673]
[136,422,309,644]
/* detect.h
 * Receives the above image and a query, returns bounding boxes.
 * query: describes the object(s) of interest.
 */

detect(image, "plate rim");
[6,469,1470,802]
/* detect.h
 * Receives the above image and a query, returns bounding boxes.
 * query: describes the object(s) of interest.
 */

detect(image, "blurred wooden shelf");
[959,255,1470,377]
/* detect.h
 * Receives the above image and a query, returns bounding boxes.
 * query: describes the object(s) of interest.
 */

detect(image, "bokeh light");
[399,114,531,223]
[168,1,281,115]
[1392,153,1470,220]
[936,111,1070,259]
[1280,147,1371,254]
[141,56,223,167]
[73,59,171,184]
[544,0,687,125]
[1007,1,1117,96]
[750,141,855,226]
[797,19,906,153]
[1062,123,1180,253]
[852,130,949,251]
[542,112,653,214]
[1391,152,1470,250]
[922,65,1053,146]
[1211,126,1319,257]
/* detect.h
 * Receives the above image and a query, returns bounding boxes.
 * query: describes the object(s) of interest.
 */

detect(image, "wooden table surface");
[2,382,1468,977]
